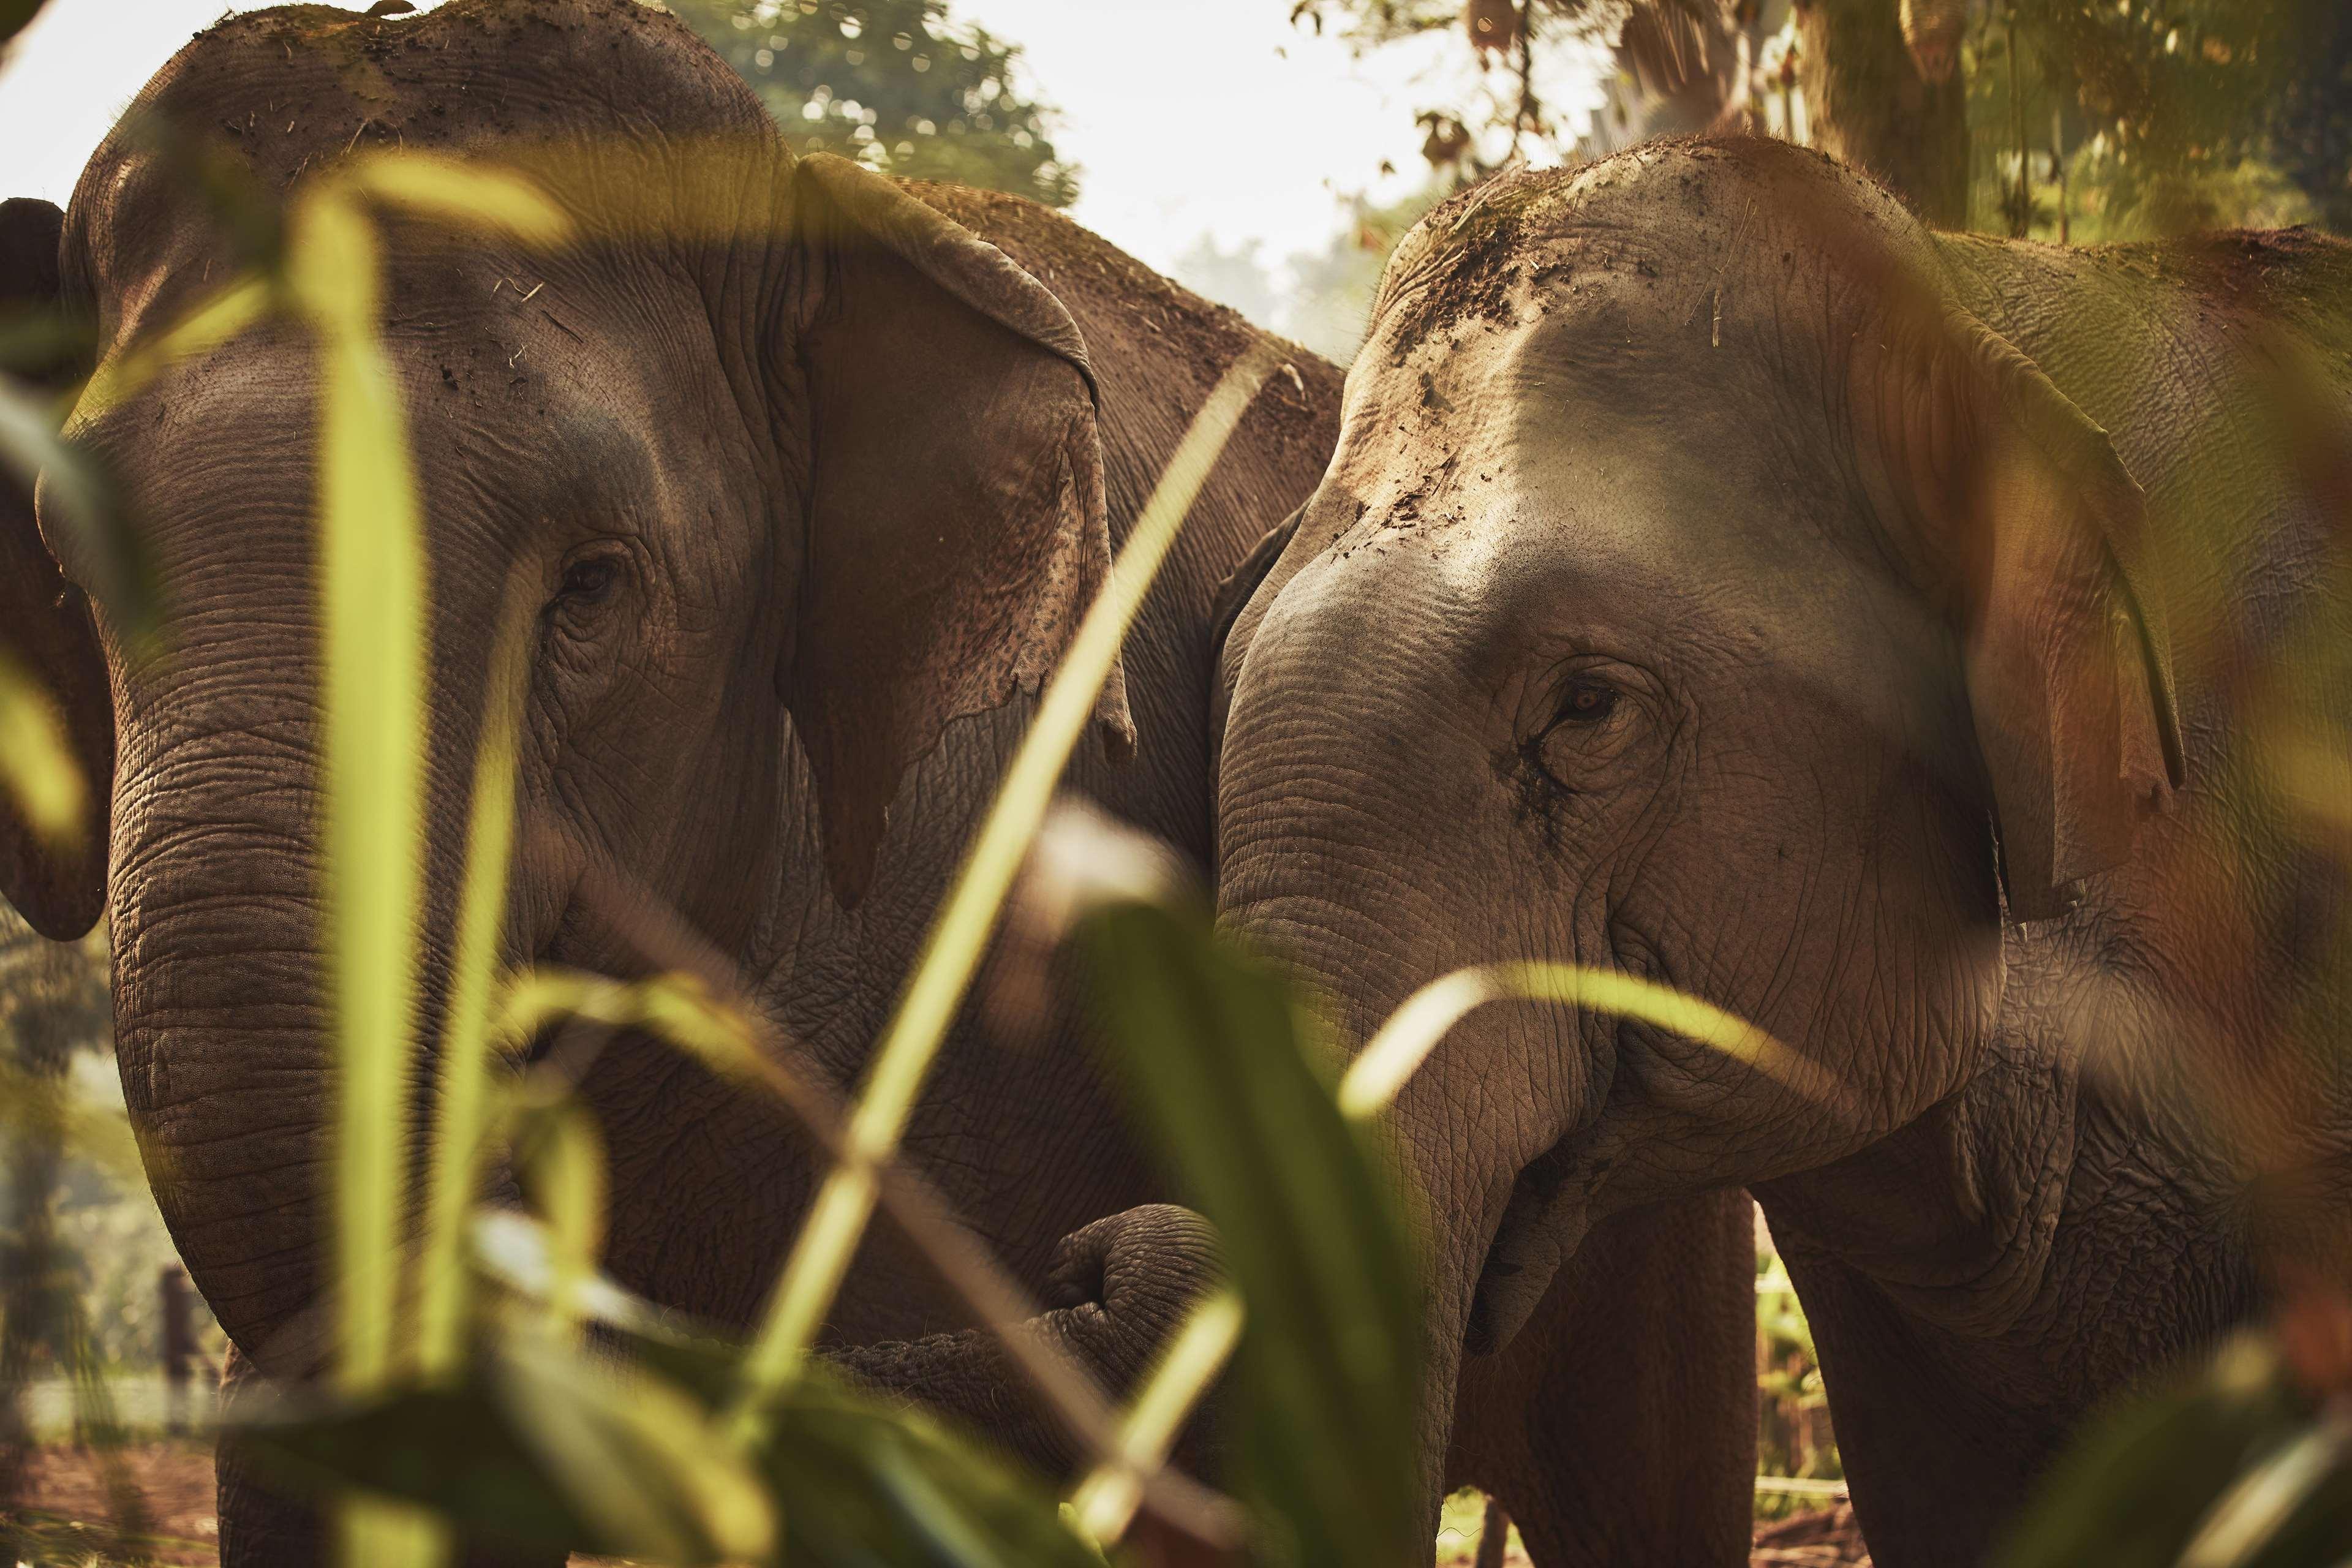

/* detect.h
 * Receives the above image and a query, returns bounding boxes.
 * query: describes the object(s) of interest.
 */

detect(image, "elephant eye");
[1531,674,1637,794]
[556,554,621,607]
[1553,677,1619,726]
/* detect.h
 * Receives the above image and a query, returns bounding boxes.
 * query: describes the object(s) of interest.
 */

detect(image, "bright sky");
[952,0,1529,271]
[0,0,1599,341]
[0,0,1600,280]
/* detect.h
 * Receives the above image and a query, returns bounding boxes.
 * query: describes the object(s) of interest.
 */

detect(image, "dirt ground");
[4,1445,1869,1566]
[3,1443,221,1566]
[1751,1503,1871,1567]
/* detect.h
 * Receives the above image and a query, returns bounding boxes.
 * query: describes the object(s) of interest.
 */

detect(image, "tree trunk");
[1797,0,1970,229]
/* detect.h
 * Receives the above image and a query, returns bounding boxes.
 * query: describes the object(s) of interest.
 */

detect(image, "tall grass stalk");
[1066,1287,1244,1542]
[281,154,564,1566]
[1338,959,1820,1123]
[288,187,429,1407]
[284,186,451,1568]
[415,592,534,1379]
[725,342,1283,1439]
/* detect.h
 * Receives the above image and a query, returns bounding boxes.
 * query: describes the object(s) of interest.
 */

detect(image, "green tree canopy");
[667,0,1079,207]
[1284,1,2352,239]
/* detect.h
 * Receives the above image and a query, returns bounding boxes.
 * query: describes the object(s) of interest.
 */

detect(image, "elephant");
[0,2,1755,1563]
[1210,135,2352,1568]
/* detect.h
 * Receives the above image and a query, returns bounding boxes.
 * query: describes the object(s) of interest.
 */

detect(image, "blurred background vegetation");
[664,0,1079,205]
[1,907,225,1423]
[1235,0,2352,352]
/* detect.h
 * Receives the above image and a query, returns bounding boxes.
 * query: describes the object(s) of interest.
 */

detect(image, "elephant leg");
[216,1345,569,1568]
[1447,1190,1757,1568]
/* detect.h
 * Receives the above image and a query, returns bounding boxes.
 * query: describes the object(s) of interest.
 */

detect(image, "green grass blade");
[1340,959,1825,1122]
[241,1322,778,1566]
[725,341,1281,1434]
[343,154,571,246]
[2178,1414,2352,1568]
[288,189,427,1405]
[72,272,270,425]
[1066,1287,1243,1544]
[511,1099,608,1343]
[1983,1332,2352,1568]
[1077,898,1422,1568]
[416,593,535,1381]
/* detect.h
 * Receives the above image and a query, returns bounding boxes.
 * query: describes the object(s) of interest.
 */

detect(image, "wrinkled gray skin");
[0,2,1755,1562]
[1213,136,2352,1567]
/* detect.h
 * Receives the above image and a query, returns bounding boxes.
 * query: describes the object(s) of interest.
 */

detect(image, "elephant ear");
[1865,298,2185,923]
[0,196,111,941]
[783,154,1130,907]
[1206,502,1306,768]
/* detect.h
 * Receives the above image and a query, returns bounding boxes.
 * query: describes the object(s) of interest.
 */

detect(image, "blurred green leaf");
[344,154,572,247]
[510,1098,606,1341]
[470,1214,1102,1568]
[288,190,427,1403]
[1077,899,1423,1568]
[1997,1334,2352,1568]
[2181,1414,2352,1568]
[0,371,161,643]
[233,1324,775,1566]
[0,309,94,381]
[0,648,82,843]
[1069,1287,1245,1544]
[638,1298,1107,1568]
[75,271,270,426]
[753,1371,1109,1568]
[106,112,291,277]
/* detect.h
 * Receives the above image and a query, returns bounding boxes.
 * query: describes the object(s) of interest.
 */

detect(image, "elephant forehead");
[122,0,770,178]
[72,0,788,326]
[1329,317,1731,571]
[69,317,682,579]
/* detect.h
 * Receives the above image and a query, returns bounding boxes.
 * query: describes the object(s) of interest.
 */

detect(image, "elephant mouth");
[1461,960,1632,1358]
[1464,1142,1588,1357]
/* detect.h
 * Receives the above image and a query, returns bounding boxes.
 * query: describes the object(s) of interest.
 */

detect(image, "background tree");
[2269,4,2352,233]
[1281,0,2350,241]
[666,0,1079,207]
[1797,0,1970,226]
[1965,0,2346,241]
[1286,0,1965,219]
[1286,0,1779,170]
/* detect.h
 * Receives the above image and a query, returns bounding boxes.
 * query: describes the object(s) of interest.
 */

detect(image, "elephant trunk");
[1213,542,1605,1525]
[106,593,491,1382]
[108,678,345,1379]
[1218,782,1542,1522]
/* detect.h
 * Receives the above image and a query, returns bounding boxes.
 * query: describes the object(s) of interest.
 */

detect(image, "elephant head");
[1211,138,2180,1490]
[0,0,1132,1381]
